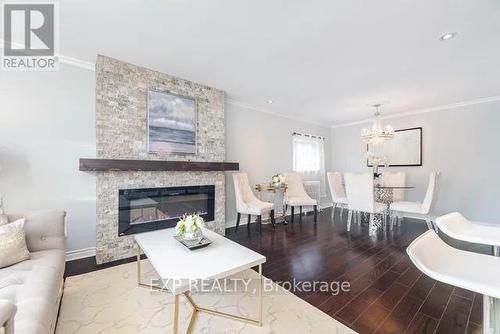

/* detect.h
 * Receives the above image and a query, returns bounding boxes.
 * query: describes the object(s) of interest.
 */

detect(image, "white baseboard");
[65,247,96,261]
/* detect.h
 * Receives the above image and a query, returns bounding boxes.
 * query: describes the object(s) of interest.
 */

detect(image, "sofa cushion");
[0,219,30,269]
[8,211,66,252]
[0,249,65,334]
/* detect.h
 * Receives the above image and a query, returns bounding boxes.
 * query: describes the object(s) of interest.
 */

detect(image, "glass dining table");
[375,184,416,205]
[254,183,288,224]
[374,184,415,231]
[341,183,416,232]
[340,183,416,206]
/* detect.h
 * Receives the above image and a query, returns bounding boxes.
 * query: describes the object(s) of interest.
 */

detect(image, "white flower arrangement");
[175,213,205,237]
[271,173,285,187]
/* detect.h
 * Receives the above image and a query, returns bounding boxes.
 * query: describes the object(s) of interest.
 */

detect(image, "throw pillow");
[0,218,30,268]
[0,214,8,226]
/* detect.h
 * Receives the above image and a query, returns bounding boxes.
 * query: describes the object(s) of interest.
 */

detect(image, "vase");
[182,229,203,244]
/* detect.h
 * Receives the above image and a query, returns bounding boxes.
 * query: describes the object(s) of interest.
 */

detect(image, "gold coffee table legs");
[136,246,263,334]
[173,295,180,334]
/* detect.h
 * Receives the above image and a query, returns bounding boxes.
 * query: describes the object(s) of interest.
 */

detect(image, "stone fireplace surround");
[95,55,226,264]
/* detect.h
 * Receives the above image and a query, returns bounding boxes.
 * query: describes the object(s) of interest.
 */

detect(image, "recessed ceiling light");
[267,99,274,104]
[440,32,457,41]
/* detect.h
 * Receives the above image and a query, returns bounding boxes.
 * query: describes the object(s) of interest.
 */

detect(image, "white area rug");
[56,260,356,334]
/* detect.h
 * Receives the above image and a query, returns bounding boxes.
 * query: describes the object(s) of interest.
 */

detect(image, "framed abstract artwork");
[147,89,197,154]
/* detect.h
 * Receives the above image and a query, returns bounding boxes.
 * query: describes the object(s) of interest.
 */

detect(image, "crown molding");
[56,54,95,71]
[0,39,95,71]
[2,38,498,128]
[226,98,328,128]
[330,95,500,128]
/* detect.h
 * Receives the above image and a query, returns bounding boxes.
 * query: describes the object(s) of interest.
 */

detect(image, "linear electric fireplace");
[118,185,215,236]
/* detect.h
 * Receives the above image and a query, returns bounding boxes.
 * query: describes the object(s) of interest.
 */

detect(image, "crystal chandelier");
[361,104,394,145]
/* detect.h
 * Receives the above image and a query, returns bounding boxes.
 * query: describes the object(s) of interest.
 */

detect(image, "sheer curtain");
[292,134,326,196]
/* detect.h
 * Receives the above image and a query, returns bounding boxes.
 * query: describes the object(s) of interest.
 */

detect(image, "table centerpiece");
[175,213,204,244]
[271,173,285,187]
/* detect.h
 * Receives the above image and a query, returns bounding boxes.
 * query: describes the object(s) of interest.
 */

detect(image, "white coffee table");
[134,228,266,334]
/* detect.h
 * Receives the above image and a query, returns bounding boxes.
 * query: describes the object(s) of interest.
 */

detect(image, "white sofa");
[0,210,66,334]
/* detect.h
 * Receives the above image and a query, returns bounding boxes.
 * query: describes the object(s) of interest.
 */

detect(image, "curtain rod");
[292,132,325,140]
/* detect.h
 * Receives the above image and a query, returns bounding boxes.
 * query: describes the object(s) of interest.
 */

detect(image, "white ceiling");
[59,0,500,126]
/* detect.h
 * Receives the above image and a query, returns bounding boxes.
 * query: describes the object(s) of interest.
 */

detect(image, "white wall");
[225,103,332,227]
[330,100,500,222]
[0,64,96,253]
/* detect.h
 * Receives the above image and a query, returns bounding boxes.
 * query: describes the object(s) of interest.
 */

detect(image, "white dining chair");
[390,172,440,230]
[327,172,348,217]
[407,230,500,334]
[232,172,275,234]
[344,172,386,236]
[303,180,321,215]
[381,172,406,202]
[283,173,318,224]
[436,212,500,256]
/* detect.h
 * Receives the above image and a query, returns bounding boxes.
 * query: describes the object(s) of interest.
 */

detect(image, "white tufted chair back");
[283,173,310,199]
[232,172,258,213]
[382,172,406,202]
[345,173,375,213]
[327,172,346,202]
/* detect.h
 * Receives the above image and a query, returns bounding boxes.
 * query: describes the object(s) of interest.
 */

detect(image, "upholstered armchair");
[232,172,275,234]
[283,173,317,224]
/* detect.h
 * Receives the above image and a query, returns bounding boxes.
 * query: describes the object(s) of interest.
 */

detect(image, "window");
[292,133,326,196]
[293,136,322,171]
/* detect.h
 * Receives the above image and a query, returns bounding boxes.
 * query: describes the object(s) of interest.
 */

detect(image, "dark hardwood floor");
[65,207,485,334]
[225,208,484,334]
